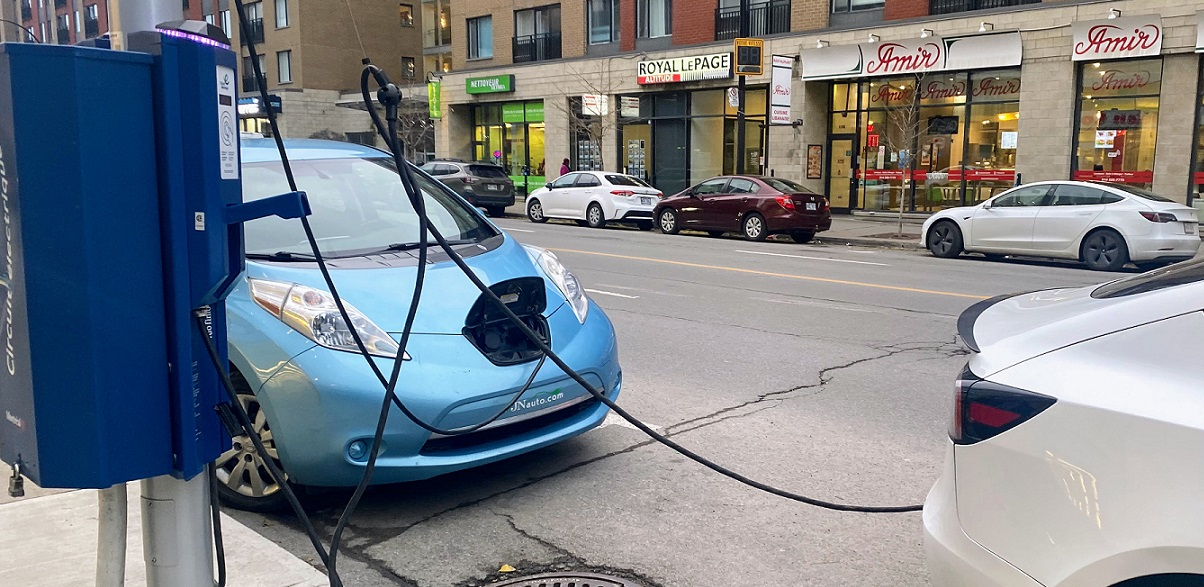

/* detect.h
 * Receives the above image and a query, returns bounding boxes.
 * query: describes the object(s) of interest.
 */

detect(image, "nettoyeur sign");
[466,74,515,94]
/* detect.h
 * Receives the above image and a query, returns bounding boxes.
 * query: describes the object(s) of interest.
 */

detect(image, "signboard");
[726,87,739,107]
[236,94,282,117]
[806,145,822,179]
[769,55,793,125]
[734,38,764,76]
[637,52,731,85]
[525,101,544,123]
[501,102,526,123]
[1071,15,1162,62]
[1098,109,1142,130]
[581,94,609,116]
[466,74,515,94]
[427,80,441,119]
[866,134,880,148]
[620,96,640,117]
[1000,131,1018,150]
[801,30,1022,80]
[1094,130,1118,149]
[1072,170,1154,184]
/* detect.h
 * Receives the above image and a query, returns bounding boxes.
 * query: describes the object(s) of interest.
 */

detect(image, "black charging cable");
[207,461,227,587]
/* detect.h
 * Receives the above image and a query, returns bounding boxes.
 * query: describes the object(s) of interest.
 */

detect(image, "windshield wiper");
[246,251,318,262]
[383,239,478,252]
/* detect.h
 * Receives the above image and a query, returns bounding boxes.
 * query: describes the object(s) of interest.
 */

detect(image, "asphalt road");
[232,218,1127,587]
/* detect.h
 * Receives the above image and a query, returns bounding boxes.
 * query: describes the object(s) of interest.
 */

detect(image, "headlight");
[249,278,404,359]
[523,245,588,323]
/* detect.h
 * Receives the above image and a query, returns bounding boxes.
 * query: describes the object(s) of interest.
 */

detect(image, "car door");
[714,178,758,230]
[969,184,1053,252]
[542,172,578,218]
[1031,184,1109,254]
[572,173,603,219]
[679,178,730,228]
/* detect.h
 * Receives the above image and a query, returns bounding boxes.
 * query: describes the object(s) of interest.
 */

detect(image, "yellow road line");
[550,248,989,300]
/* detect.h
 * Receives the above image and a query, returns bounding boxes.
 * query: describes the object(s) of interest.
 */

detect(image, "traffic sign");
[734,38,764,76]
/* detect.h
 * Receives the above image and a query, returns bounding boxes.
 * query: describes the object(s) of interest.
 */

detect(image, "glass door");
[827,135,856,210]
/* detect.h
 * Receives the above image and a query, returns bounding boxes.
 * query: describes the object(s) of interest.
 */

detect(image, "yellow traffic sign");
[734,38,764,76]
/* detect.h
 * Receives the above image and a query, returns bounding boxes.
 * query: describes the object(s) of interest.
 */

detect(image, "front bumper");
[253,299,620,487]
[924,443,1043,587]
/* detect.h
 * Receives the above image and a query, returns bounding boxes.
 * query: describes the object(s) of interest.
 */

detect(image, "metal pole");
[96,484,129,587]
[735,0,749,175]
[109,0,182,51]
[141,474,215,587]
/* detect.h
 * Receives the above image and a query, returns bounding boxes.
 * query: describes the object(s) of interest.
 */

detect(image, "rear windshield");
[606,174,652,188]
[1092,257,1204,298]
[762,177,812,194]
[468,164,509,179]
[1094,183,1174,202]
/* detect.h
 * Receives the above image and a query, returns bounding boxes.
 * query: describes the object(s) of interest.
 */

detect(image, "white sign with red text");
[769,55,793,125]
[1071,15,1162,61]
[801,31,1022,81]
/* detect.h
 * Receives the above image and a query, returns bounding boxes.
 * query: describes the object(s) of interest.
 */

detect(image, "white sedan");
[526,171,662,230]
[925,261,1204,586]
[921,181,1200,271]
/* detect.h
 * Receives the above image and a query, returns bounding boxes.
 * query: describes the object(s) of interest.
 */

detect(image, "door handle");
[742,197,749,202]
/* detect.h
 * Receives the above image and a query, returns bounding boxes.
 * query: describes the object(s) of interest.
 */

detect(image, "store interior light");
[1093,62,1102,68]
[920,28,933,39]
[1108,8,1121,19]
[978,22,994,32]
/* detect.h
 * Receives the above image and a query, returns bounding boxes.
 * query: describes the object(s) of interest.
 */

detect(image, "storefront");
[466,75,547,193]
[238,94,282,135]
[1069,15,1163,189]
[803,31,1023,212]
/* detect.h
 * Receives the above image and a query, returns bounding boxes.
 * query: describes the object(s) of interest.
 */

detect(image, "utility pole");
[735,0,749,175]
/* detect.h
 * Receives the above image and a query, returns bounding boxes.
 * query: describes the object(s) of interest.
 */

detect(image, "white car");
[925,261,1204,586]
[526,171,662,230]
[921,181,1200,271]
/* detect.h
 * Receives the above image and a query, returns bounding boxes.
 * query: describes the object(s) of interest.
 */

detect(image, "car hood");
[242,236,564,335]
[961,280,1204,376]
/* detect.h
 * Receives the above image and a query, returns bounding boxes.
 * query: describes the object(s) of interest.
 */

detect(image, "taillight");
[775,196,795,210]
[822,197,830,211]
[462,176,476,184]
[1139,211,1177,223]
[611,190,635,197]
[951,366,1055,445]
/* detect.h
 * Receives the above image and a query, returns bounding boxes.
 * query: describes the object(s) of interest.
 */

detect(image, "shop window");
[474,101,545,193]
[637,0,671,39]
[1192,62,1204,208]
[588,0,618,44]
[467,16,492,59]
[1073,58,1161,188]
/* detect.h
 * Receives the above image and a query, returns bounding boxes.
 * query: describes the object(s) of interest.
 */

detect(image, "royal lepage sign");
[1071,16,1162,61]
[637,53,732,85]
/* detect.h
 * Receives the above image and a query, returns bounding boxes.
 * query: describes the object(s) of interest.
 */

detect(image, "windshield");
[242,157,496,257]
[606,174,653,188]
[1092,257,1204,298]
[1095,183,1175,202]
[763,177,811,194]
[468,164,508,179]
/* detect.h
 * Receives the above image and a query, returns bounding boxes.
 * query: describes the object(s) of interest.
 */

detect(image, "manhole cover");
[493,572,644,587]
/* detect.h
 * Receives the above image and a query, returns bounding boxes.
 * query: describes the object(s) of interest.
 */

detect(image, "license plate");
[639,197,653,205]
[1187,223,1198,235]
[805,202,818,211]
[486,184,500,191]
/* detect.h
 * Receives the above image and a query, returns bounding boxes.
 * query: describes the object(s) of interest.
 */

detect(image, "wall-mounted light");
[920,28,934,39]
[816,39,830,48]
[1108,8,1121,19]
[868,33,880,43]
[978,22,994,32]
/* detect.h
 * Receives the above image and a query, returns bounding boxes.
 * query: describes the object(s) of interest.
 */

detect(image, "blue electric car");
[219,139,621,510]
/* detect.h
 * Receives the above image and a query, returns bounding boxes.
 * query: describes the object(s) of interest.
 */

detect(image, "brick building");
[435,0,1204,214]
[7,0,111,45]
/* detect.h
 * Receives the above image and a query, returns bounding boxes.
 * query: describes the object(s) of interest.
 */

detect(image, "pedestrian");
[560,158,571,176]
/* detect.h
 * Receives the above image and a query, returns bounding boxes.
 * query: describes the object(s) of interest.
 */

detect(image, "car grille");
[419,398,600,454]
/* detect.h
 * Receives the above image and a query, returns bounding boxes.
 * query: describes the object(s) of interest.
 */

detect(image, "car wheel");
[586,203,606,229]
[658,209,680,234]
[215,380,290,513]
[526,199,547,223]
[486,205,507,218]
[790,231,815,244]
[707,231,725,238]
[1081,229,1129,271]
[636,220,654,231]
[575,220,589,227]
[927,221,963,258]
[742,213,768,242]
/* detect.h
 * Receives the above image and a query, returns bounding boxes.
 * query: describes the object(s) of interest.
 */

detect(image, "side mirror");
[546,183,554,190]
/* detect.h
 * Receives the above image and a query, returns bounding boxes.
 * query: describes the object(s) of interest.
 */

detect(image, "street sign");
[727,87,739,107]
[734,38,764,76]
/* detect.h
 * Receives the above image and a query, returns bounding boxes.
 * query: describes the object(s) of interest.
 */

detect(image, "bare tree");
[309,129,346,141]
[879,73,924,236]
[549,60,625,172]
[393,90,435,164]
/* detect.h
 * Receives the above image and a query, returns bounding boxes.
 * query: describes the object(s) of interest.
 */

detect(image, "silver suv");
[421,160,515,217]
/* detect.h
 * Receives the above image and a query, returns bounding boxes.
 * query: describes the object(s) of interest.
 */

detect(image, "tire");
[1081,229,1129,271]
[742,213,768,242]
[658,209,680,234]
[927,221,963,258]
[485,205,507,218]
[586,203,606,229]
[526,198,547,223]
[575,220,590,227]
[215,373,290,513]
[636,220,654,231]
[707,231,725,238]
[790,231,815,244]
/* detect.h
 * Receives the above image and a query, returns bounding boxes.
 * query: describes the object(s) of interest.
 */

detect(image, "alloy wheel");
[527,200,545,222]
[659,210,678,233]
[215,394,284,499]
[931,225,954,256]
[1082,230,1127,271]
[743,214,765,241]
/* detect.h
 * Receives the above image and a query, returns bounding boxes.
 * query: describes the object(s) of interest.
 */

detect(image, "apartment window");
[84,4,98,38]
[467,16,492,59]
[831,0,883,12]
[930,0,1039,15]
[275,0,288,28]
[243,54,266,92]
[220,10,231,37]
[277,50,291,83]
[637,0,670,38]
[205,13,214,25]
[74,9,81,33]
[402,56,415,79]
[587,0,618,44]
[399,3,413,27]
[55,13,68,44]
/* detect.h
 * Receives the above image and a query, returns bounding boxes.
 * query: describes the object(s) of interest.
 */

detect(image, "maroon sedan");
[653,176,832,242]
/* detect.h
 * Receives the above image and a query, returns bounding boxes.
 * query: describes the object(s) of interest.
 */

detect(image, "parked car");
[525,171,663,230]
[921,181,1200,271]
[925,261,1204,586]
[223,139,620,511]
[653,176,832,242]
[420,159,514,217]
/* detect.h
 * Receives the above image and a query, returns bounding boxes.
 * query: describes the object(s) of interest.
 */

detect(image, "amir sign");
[637,53,732,85]
[1071,15,1162,61]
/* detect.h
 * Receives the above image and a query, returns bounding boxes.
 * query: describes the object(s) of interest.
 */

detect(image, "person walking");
[559,158,571,176]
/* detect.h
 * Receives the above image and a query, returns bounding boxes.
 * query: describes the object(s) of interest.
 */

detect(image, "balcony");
[53,0,65,8]
[715,0,790,41]
[930,0,1039,15]
[84,18,98,38]
[20,4,30,21]
[56,27,69,44]
[240,18,264,45]
[512,32,560,63]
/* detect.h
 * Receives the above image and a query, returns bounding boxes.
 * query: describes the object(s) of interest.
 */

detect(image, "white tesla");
[925,260,1204,586]
[526,171,662,230]
[921,181,1200,271]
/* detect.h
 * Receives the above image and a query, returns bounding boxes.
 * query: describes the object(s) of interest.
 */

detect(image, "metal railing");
[240,18,264,45]
[512,32,560,63]
[84,18,98,38]
[53,0,65,8]
[56,26,69,43]
[930,0,1039,15]
[20,4,30,21]
[715,0,790,40]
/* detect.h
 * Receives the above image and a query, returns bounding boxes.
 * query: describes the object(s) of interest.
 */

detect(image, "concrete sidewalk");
[0,477,327,587]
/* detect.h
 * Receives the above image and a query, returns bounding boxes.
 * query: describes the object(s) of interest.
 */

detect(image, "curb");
[815,235,924,250]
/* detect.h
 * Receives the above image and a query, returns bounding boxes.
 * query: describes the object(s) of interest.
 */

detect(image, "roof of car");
[240,138,388,164]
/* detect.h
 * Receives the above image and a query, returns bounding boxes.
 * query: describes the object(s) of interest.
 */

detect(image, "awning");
[801,30,1022,81]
